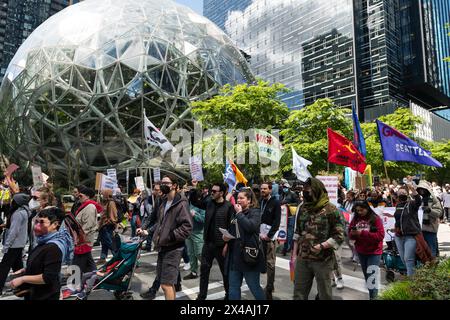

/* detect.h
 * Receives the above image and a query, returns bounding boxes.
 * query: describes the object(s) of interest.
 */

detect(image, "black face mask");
[399,195,408,202]
[303,191,314,203]
[160,185,171,195]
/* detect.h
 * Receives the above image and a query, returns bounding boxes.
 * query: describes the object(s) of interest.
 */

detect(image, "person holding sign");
[259,182,281,300]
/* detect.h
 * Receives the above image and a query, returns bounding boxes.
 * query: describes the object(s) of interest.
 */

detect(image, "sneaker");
[196,295,206,300]
[183,272,198,280]
[336,278,344,290]
[183,262,191,271]
[331,278,336,287]
[140,290,156,300]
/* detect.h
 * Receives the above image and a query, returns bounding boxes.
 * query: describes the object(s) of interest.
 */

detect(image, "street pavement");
[1,223,449,301]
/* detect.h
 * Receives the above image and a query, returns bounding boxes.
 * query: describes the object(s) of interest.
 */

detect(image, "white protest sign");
[189,155,204,181]
[254,129,282,162]
[135,176,145,191]
[277,205,289,242]
[106,168,118,190]
[101,174,116,191]
[372,206,423,243]
[31,165,44,188]
[153,168,161,182]
[316,175,339,207]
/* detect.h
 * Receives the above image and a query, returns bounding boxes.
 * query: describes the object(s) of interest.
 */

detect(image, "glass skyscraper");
[204,0,252,30]
[205,0,450,121]
[0,0,78,80]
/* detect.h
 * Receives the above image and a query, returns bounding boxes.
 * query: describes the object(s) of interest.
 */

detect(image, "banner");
[153,167,161,182]
[327,128,367,173]
[144,111,174,154]
[372,206,423,243]
[277,205,289,242]
[134,176,145,191]
[376,120,442,167]
[352,101,367,157]
[316,175,339,206]
[31,165,44,189]
[189,155,204,181]
[223,160,236,193]
[292,147,312,182]
[254,129,282,162]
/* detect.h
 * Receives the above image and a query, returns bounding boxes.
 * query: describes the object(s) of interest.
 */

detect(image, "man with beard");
[292,178,344,300]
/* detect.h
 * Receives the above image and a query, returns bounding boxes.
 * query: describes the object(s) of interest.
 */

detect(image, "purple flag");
[376,120,442,167]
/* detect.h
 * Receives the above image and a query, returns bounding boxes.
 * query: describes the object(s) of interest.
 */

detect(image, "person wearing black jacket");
[393,184,421,276]
[196,182,234,301]
[259,182,281,300]
[223,188,265,300]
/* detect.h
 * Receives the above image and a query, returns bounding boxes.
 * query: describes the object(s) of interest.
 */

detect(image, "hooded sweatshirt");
[348,213,385,255]
[3,193,30,253]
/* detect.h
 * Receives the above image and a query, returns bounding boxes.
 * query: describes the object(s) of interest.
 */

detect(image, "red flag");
[327,128,367,173]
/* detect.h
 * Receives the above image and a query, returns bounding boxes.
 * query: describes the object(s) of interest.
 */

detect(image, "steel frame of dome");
[0,0,253,180]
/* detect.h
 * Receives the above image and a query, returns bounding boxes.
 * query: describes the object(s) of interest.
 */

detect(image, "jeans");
[332,245,343,279]
[357,253,381,300]
[395,235,417,276]
[130,215,139,237]
[228,270,265,300]
[283,215,295,252]
[422,231,437,257]
[99,224,116,259]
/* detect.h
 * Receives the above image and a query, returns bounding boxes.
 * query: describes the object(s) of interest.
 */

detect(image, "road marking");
[154,281,225,300]
[276,257,385,293]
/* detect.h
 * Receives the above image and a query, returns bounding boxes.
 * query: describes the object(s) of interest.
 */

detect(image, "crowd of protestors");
[0,167,448,301]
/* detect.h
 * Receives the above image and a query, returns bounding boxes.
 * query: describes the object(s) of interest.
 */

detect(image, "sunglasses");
[211,190,220,194]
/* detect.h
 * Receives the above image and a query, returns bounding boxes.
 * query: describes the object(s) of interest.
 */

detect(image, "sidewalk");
[438,222,450,257]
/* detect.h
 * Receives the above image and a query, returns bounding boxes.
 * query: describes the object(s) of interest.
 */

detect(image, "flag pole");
[383,162,390,183]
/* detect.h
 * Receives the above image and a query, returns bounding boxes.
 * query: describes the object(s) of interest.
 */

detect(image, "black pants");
[0,248,24,292]
[72,252,96,273]
[198,242,228,299]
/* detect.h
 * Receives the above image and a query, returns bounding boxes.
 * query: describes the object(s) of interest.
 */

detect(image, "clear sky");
[175,0,203,14]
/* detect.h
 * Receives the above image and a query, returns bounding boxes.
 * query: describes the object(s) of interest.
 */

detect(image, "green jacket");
[190,204,205,233]
[294,203,344,261]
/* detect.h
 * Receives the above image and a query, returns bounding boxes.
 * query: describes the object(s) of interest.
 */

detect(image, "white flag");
[292,147,312,182]
[144,112,174,154]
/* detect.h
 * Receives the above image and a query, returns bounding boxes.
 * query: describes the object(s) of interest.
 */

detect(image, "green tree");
[280,98,352,176]
[445,23,450,63]
[191,80,290,184]
[422,140,450,184]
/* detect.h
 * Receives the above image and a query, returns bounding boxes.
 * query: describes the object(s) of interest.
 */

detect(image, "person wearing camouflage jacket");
[292,178,344,300]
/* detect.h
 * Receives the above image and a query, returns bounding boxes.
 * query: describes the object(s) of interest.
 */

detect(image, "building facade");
[205,0,450,121]
[0,0,80,80]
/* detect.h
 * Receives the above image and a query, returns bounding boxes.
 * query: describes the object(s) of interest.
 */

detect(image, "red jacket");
[348,214,384,255]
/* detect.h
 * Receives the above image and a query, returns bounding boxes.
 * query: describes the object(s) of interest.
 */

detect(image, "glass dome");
[0,0,253,180]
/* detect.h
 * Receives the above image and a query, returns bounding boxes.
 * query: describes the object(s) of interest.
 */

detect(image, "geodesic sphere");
[0,0,252,175]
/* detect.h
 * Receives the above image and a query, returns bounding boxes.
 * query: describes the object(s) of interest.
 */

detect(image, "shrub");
[379,258,450,300]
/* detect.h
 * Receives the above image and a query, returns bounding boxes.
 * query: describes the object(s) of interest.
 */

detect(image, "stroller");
[381,231,406,282]
[63,236,145,300]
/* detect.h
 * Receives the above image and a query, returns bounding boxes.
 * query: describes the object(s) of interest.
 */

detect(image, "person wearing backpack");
[223,188,265,300]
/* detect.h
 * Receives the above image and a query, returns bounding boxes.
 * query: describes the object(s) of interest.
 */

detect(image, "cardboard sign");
[189,155,204,182]
[101,174,116,191]
[316,175,339,206]
[95,173,103,190]
[153,167,161,182]
[106,168,118,191]
[31,165,44,189]
[135,176,145,191]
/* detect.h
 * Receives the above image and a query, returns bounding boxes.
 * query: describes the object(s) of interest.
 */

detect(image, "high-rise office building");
[204,0,252,30]
[205,0,450,121]
[0,0,80,80]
